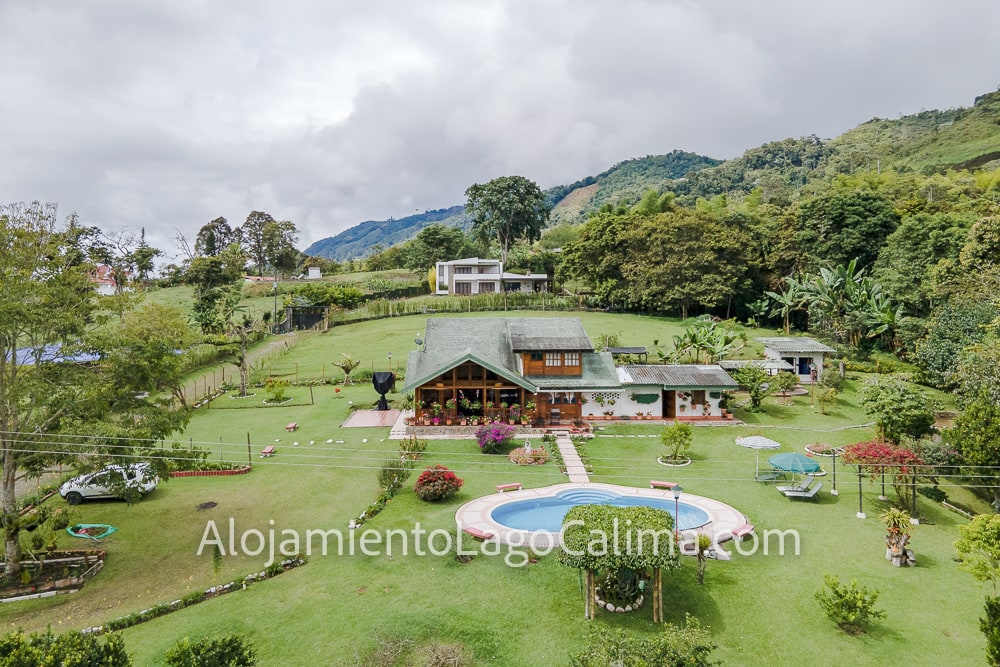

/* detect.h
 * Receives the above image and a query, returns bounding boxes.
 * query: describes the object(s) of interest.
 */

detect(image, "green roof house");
[403,317,617,425]
[403,317,740,427]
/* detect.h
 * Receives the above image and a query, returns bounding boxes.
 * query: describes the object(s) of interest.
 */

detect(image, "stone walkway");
[553,430,590,483]
[388,410,412,440]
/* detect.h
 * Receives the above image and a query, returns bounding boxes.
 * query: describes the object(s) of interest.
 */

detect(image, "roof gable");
[401,347,537,393]
[507,318,593,351]
[756,337,836,354]
[401,317,600,392]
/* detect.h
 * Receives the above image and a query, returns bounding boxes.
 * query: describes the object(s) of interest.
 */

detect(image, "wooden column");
[585,569,595,619]
[652,567,663,623]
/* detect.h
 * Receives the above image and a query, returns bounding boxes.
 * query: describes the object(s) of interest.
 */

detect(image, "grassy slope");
[830,91,1000,173]
[1,313,988,666]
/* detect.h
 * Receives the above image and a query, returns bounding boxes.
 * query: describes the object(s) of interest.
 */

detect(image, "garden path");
[554,432,590,483]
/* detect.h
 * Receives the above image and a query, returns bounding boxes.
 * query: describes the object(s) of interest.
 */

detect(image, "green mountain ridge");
[305,90,1000,261]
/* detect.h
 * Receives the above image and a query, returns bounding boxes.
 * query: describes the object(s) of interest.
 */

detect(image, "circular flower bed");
[805,443,845,457]
[595,570,645,612]
[656,456,692,467]
[509,445,548,465]
[414,465,464,502]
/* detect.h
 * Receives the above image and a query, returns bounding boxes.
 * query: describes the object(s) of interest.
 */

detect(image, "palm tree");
[765,275,805,334]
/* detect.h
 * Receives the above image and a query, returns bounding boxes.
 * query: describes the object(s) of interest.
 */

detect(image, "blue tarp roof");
[9,344,101,365]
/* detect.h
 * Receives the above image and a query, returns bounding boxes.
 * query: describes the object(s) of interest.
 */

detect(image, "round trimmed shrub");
[414,465,464,502]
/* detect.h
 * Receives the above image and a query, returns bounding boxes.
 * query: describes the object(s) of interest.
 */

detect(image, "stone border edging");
[81,556,305,636]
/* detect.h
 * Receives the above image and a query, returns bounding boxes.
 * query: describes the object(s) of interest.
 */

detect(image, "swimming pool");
[455,482,748,547]
[490,488,710,533]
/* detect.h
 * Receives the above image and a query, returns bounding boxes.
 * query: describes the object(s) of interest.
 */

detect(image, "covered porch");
[412,360,541,426]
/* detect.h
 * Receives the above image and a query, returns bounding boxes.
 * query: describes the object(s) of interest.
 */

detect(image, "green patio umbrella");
[768,452,821,476]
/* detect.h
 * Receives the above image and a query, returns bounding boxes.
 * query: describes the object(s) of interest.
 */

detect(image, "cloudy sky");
[2,0,999,258]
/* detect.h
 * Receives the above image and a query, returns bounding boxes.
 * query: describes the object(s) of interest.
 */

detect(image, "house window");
[454,282,471,295]
[530,352,543,362]
[564,352,580,366]
[545,352,561,366]
[480,282,495,293]
[692,390,706,405]
[455,267,472,274]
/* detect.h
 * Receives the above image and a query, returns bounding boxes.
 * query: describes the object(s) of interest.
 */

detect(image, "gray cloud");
[1,0,998,258]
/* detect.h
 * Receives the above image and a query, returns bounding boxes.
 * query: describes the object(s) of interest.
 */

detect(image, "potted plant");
[880,507,913,566]
[509,403,520,424]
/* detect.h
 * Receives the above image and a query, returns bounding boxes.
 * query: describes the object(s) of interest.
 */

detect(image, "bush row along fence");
[178,331,319,405]
[329,292,585,326]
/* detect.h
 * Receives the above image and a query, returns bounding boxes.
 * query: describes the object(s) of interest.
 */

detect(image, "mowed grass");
[259,310,784,383]
[1,312,989,665]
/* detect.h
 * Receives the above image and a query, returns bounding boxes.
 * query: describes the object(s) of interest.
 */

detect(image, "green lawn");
[1,313,990,666]
[258,310,784,384]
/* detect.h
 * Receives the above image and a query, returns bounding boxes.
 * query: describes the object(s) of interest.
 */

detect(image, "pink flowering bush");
[414,465,464,502]
[476,421,516,454]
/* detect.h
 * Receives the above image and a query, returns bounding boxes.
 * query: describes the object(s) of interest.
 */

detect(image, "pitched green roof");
[529,352,620,390]
[401,317,613,393]
[403,347,538,393]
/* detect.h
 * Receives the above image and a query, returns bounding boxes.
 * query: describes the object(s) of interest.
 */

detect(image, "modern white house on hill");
[434,257,548,296]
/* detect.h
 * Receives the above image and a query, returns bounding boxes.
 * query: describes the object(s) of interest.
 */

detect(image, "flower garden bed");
[0,550,105,602]
[509,445,549,465]
[172,464,252,478]
[804,444,845,457]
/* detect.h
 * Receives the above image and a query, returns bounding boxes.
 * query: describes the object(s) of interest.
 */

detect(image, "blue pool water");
[490,488,711,532]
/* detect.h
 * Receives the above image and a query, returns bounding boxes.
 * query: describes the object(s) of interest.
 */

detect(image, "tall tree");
[622,210,752,319]
[0,203,189,579]
[240,211,276,275]
[132,228,162,283]
[949,393,1000,510]
[796,190,899,270]
[263,219,299,278]
[872,212,972,315]
[465,175,549,266]
[559,210,635,306]
[401,224,470,271]
[195,217,236,257]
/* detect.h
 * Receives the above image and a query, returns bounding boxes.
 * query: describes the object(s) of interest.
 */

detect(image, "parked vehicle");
[59,463,159,505]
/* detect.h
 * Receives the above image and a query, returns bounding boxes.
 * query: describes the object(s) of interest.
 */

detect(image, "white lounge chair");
[782,481,823,500]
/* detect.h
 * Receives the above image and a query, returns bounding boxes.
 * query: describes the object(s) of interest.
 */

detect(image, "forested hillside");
[305,91,1000,261]
[547,150,722,223]
[303,205,465,261]
[305,151,719,259]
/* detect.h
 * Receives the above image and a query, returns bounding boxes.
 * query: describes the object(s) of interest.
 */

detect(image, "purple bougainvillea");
[475,420,516,454]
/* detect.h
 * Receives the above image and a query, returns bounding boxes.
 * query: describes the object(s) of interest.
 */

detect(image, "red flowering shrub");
[842,439,923,477]
[414,465,464,502]
[843,438,925,500]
